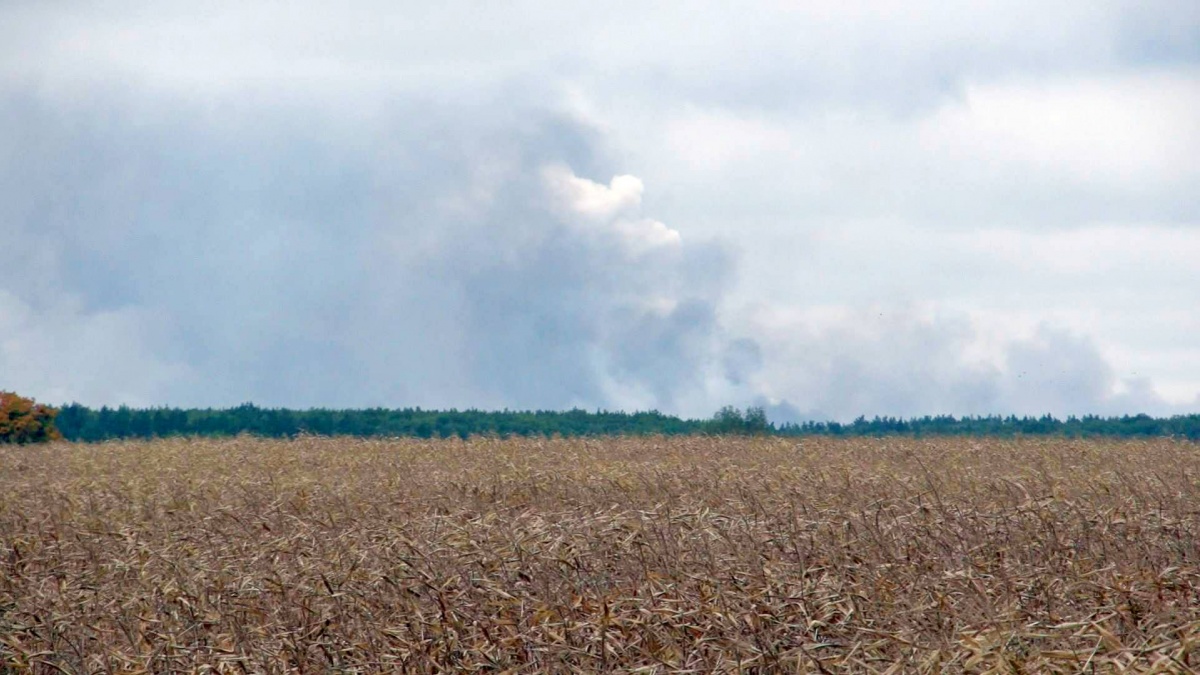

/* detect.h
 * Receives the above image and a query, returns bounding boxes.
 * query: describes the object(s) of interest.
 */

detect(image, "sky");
[1,1,1198,422]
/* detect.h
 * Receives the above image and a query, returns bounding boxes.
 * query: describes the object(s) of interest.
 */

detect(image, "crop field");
[2,437,1199,673]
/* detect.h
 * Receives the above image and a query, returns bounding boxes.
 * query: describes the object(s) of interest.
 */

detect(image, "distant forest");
[52,403,1200,441]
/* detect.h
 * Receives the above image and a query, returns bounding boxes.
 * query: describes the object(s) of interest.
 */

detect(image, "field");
[2,437,1199,673]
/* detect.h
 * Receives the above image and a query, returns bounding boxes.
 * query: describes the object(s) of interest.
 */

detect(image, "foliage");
[777,412,1200,440]
[50,403,1200,441]
[2,436,1199,671]
[53,403,706,441]
[0,391,62,444]
[704,405,771,435]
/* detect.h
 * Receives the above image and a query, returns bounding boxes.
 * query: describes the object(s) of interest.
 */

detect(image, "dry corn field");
[2,437,1200,673]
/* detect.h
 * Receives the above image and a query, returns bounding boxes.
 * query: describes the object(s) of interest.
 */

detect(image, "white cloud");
[542,165,644,219]
[919,71,1200,189]
[542,165,682,255]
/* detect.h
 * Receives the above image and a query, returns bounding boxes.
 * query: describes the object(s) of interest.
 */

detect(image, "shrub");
[0,391,62,444]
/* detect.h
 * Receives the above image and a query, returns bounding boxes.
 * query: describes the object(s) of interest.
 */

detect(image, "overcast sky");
[2,1,1198,421]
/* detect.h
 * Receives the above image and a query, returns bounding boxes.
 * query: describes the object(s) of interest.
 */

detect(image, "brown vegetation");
[2,436,1199,673]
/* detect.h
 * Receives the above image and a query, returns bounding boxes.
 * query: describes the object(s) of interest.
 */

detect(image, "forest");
[49,402,1200,441]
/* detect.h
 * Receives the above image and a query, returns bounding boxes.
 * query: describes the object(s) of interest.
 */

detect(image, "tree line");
[778,412,1200,440]
[52,403,703,441]
[43,402,1200,441]
[4,390,1198,443]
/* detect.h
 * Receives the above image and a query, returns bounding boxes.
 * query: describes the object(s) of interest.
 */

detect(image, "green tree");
[743,406,770,435]
[708,405,745,434]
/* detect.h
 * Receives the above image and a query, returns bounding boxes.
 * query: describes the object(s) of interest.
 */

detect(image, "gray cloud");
[751,312,1182,423]
[0,86,757,413]
[2,2,1196,417]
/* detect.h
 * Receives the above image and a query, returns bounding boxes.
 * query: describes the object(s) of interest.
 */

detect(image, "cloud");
[543,166,644,220]
[747,307,1181,422]
[541,165,682,255]
[6,2,1195,114]
[0,85,755,414]
[436,163,744,413]
[0,290,193,407]
[1,2,1196,417]
[917,73,1200,193]
[630,70,1200,240]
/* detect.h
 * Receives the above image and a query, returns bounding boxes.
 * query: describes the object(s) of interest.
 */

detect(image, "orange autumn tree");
[0,391,62,444]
